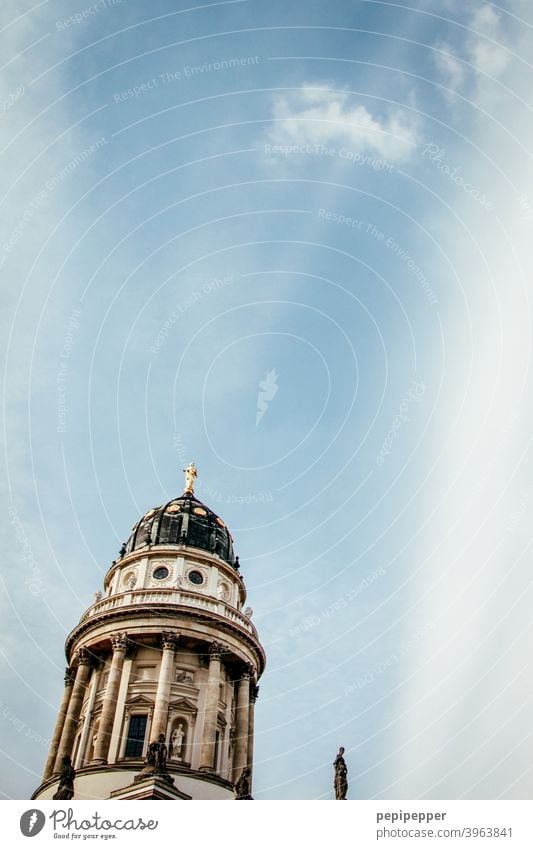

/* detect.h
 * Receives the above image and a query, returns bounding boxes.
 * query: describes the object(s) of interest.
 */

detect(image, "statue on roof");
[333,746,348,800]
[235,767,253,799]
[183,462,198,494]
[53,755,76,800]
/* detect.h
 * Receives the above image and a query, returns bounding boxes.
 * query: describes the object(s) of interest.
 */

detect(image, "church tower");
[32,464,265,800]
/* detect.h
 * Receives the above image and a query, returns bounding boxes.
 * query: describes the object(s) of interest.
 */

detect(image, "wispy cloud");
[433,4,511,100]
[267,84,419,161]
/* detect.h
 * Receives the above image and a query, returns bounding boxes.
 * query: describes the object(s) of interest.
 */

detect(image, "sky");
[1,0,533,801]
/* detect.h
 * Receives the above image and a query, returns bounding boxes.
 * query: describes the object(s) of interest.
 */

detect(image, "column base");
[90,758,107,765]
[198,765,215,773]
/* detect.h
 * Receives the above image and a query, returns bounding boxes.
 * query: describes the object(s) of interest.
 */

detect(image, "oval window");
[153,567,169,580]
[188,570,204,586]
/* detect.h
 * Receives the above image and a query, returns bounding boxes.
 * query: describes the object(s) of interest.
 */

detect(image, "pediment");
[126,694,154,708]
[168,697,197,712]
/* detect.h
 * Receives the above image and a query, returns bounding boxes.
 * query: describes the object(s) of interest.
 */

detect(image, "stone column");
[232,668,251,781]
[247,680,259,779]
[43,668,75,781]
[199,642,224,772]
[150,632,177,742]
[54,649,92,773]
[118,706,131,760]
[92,633,128,764]
[75,664,101,768]
[107,656,133,763]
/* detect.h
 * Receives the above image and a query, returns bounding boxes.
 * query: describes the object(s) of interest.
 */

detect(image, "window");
[187,570,204,586]
[153,566,169,580]
[214,730,221,772]
[124,714,147,758]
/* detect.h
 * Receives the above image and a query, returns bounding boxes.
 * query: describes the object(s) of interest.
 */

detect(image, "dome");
[123,465,236,566]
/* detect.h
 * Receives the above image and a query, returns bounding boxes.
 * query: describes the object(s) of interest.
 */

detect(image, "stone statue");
[183,461,198,494]
[146,740,157,769]
[134,733,173,785]
[170,724,185,760]
[127,574,136,590]
[235,767,252,800]
[333,746,348,800]
[143,733,167,772]
[53,755,76,800]
[93,590,102,602]
[155,733,167,771]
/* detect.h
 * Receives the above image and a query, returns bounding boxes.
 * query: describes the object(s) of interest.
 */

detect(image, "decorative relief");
[175,669,194,685]
[217,582,230,601]
[122,570,137,588]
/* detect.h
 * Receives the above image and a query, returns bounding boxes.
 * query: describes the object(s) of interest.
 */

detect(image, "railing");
[79,588,256,635]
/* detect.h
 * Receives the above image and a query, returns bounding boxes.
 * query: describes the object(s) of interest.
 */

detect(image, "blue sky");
[1,0,533,800]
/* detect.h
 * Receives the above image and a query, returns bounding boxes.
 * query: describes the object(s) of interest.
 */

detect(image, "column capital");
[250,683,260,703]
[240,662,254,680]
[64,667,75,687]
[208,641,226,661]
[76,647,92,666]
[161,631,178,651]
[110,632,129,653]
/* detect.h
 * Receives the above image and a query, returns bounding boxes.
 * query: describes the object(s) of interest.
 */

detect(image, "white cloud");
[468,5,510,76]
[470,4,501,34]
[268,84,419,161]
[433,4,510,96]
[433,43,467,91]
[469,39,509,77]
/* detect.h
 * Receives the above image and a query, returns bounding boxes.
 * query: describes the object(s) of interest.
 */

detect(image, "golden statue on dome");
[183,461,198,494]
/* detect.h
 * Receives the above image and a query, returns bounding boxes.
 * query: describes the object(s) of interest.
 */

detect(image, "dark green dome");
[124,491,236,566]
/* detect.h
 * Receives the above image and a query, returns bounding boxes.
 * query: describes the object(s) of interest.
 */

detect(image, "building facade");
[32,464,265,800]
